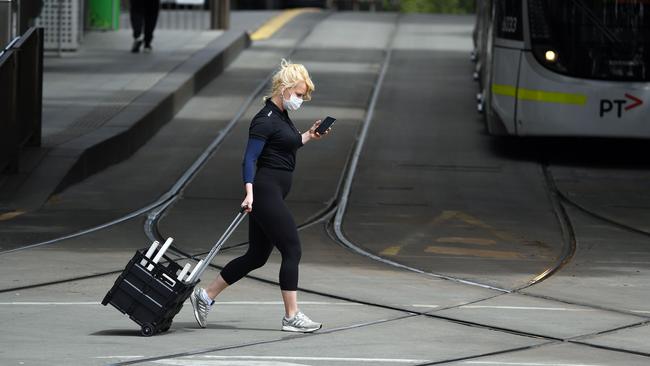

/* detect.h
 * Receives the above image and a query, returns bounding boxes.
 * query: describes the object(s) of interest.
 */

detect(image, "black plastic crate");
[101,249,197,336]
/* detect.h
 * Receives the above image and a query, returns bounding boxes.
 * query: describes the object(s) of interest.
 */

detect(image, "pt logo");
[600,94,644,117]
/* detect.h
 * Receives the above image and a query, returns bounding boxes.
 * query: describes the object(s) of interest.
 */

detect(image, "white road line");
[0,301,369,306]
[200,301,363,306]
[631,310,650,314]
[156,362,303,366]
[167,356,429,363]
[411,304,440,308]
[0,302,101,305]
[461,305,595,312]
[466,362,603,366]
[96,355,429,365]
[4,302,616,313]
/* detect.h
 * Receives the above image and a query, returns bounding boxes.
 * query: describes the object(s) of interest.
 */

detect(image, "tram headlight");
[533,46,567,73]
[544,50,558,63]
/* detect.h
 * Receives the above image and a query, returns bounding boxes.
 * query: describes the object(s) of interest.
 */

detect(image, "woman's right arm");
[241,138,266,212]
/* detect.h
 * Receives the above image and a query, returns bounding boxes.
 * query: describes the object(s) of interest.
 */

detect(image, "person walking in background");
[130,0,160,53]
[190,59,331,333]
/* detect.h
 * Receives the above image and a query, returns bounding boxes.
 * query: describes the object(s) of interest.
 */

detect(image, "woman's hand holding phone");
[303,117,334,144]
[310,117,335,138]
[315,116,336,135]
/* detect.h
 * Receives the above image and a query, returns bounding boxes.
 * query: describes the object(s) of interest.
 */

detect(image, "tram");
[473,0,649,137]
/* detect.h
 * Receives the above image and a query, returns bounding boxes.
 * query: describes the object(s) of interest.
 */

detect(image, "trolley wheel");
[141,323,155,337]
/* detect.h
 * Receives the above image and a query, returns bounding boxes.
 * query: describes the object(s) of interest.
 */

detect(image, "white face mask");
[282,90,303,111]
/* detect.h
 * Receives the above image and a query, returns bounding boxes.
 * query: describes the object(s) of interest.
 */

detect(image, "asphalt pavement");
[1,11,650,366]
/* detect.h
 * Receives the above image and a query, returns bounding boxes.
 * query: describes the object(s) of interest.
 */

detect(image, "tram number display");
[495,0,523,41]
[501,17,518,34]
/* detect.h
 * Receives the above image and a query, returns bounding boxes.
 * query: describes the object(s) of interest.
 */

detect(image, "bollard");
[209,0,229,30]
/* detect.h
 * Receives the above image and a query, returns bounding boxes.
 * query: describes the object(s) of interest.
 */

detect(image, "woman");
[190,59,329,333]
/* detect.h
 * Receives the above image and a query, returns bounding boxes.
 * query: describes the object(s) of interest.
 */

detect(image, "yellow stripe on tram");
[491,84,517,97]
[250,8,321,41]
[491,84,587,105]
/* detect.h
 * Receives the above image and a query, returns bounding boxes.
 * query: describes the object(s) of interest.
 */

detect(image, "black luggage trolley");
[102,209,247,336]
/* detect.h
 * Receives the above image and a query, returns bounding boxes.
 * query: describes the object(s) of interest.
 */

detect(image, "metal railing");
[0,27,44,174]
[2,1,46,49]
[0,49,18,174]
[119,0,229,31]
[13,27,43,148]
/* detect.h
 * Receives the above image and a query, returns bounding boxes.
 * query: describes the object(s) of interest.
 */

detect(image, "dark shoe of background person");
[143,44,153,53]
[131,37,143,53]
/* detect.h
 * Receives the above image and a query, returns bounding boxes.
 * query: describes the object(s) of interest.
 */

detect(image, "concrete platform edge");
[52,30,251,197]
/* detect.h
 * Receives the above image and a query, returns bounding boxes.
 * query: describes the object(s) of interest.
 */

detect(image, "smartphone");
[315,116,336,135]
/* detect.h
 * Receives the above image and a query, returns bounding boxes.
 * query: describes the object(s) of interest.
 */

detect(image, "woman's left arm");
[301,119,331,145]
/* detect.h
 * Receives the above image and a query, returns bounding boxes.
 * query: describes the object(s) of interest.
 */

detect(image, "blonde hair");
[266,59,315,102]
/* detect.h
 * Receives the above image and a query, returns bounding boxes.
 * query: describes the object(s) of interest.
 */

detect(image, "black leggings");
[130,0,160,45]
[220,168,302,291]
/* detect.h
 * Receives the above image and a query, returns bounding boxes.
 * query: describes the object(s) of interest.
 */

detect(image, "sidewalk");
[0,11,278,214]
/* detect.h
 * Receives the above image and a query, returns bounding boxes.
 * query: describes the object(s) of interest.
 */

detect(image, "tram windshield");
[528,0,650,81]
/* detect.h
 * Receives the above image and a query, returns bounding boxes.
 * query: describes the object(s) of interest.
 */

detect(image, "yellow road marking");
[436,237,497,246]
[432,211,519,243]
[250,8,321,41]
[0,210,25,221]
[47,194,62,205]
[425,246,525,260]
[492,84,587,105]
[432,210,495,231]
[378,211,524,258]
[380,245,402,256]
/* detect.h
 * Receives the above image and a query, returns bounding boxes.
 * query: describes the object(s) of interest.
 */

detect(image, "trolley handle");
[191,208,248,281]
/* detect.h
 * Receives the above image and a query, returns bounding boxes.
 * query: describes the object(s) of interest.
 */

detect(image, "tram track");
[2,13,568,304]
[549,170,650,238]
[128,13,650,366]
[2,12,649,366]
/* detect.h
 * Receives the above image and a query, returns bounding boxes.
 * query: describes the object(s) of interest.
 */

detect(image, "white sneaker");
[190,287,211,328]
[282,311,322,333]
